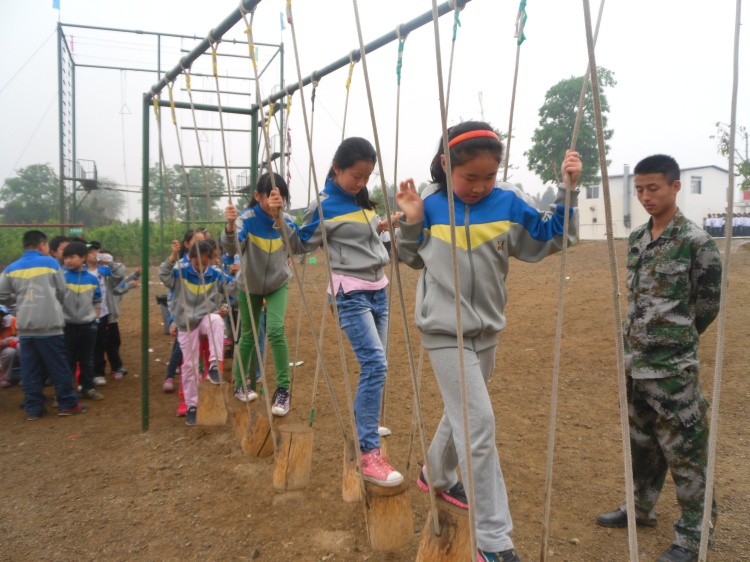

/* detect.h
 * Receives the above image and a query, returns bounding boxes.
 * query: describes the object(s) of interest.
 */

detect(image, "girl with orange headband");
[396,120,581,562]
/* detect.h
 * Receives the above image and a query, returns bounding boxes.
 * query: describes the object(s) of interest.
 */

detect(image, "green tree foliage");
[75,177,126,227]
[532,186,557,209]
[0,164,60,224]
[525,68,615,186]
[712,122,750,191]
[148,164,225,223]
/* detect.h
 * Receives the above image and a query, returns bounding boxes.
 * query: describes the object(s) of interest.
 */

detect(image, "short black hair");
[23,230,47,249]
[633,154,680,184]
[62,241,88,258]
[327,137,378,210]
[188,240,213,259]
[87,240,102,250]
[251,172,290,209]
[49,235,70,252]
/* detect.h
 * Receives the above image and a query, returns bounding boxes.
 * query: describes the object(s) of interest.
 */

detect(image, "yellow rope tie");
[152,96,160,122]
[285,91,293,117]
[345,61,355,92]
[211,45,218,78]
[185,72,191,91]
[244,26,258,71]
[167,83,177,125]
[266,101,275,138]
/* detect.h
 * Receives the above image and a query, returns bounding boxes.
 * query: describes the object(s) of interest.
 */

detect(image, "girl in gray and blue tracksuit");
[396,121,582,562]
[272,138,403,488]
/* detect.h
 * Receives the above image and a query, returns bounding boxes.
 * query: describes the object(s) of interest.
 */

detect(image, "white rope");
[581,1,639,560]
[429,0,478,554]
[698,1,741,559]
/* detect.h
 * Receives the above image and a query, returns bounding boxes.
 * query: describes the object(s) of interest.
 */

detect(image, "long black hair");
[429,121,504,192]
[250,172,290,209]
[327,137,378,210]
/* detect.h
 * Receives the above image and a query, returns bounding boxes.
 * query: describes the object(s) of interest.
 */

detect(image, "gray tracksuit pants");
[425,346,514,553]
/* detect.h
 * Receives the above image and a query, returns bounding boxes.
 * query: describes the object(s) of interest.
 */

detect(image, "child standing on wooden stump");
[396,121,581,561]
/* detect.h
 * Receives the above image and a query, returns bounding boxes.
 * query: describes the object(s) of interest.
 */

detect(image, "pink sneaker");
[176,402,187,417]
[359,449,404,487]
[163,378,175,393]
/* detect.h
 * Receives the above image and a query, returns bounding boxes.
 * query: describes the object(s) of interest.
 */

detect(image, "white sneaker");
[234,387,258,403]
[93,376,107,387]
[378,426,392,437]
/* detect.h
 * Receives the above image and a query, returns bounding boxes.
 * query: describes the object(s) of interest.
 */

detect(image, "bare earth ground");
[1,240,748,561]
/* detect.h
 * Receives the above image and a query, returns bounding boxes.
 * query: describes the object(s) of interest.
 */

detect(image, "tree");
[712,122,750,191]
[532,186,557,209]
[148,164,225,223]
[525,68,615,187]
[0,164,59,224]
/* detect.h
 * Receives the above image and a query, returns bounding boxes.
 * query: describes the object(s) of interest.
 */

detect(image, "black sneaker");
[477,549,521,562]
[417,466,468,509]
[271,387,290,416]
[207,365,221,385]
[186,406,197,426]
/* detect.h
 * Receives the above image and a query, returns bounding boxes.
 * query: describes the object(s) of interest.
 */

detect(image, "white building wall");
[578,165,743,240]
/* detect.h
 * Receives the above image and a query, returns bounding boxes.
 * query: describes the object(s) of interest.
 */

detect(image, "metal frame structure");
[56,21,283,231]
[138,0,471,430]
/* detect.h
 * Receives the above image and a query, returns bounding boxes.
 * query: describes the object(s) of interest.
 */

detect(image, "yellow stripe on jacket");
[430,221,512,250]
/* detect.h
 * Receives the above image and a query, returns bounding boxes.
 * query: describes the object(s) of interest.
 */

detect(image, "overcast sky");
[0,0,747,223]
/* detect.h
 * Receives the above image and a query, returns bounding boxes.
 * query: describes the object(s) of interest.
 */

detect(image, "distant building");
[579,165,747,240]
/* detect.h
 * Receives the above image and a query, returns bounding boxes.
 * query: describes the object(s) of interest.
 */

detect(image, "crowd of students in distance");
[0,232,140,418]
[703,212,750,237]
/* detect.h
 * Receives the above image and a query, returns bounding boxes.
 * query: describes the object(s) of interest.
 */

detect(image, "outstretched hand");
[561,150,582,190]
[396,179,424,223]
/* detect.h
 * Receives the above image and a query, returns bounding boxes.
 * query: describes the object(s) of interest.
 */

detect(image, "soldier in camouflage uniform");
[596,155,722,562]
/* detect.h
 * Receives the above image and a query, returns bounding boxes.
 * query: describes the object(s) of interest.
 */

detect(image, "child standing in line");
[396,121,581,562]
[270,138,403,487]
[0,305,20,388]
[222,172,294,416]
[0,230,85,419]
[85,245,126,385]
[110,265,142,380]
[62,242,104,401]
[159,239,226,426]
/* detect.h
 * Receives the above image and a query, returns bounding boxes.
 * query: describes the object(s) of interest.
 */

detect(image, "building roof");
[607,164,731,179]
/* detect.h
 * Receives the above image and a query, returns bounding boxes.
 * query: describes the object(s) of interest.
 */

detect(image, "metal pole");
[57,23,65,235]
[141,96,150,432]
[250,110,259,190]
[158,34,165,261]
[279,41,285,181]
[71,61,77,223]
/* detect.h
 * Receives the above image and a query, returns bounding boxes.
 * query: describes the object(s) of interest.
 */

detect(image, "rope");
[179,60,254,418]
[405,345,425,473]
[258,5,358,460]
[443,3,462,115]
[210,30,277,446]
[539,2,605,559]
[502,0,528,182]
[581,2,638,560]
[341,51,358,142]
[429,0,477,547]
[151,95,202,418]
[698,1,741,559]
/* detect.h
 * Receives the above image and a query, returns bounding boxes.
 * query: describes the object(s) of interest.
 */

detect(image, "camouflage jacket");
[625,209,722,379]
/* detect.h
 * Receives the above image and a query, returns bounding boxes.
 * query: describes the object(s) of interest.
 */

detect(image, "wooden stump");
[342,439,363,503]
[365,480,414,551]
[416,498,471,561]
[380,435,389,458]
[229,401,250,442]
[241,403,287,458]
[273,424,314,491]
[196,380,227,426]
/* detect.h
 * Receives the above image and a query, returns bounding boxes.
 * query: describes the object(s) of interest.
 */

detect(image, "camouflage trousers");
[627,370,717,552]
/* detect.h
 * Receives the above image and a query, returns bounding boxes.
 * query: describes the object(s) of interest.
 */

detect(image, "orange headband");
[447,129,500,149]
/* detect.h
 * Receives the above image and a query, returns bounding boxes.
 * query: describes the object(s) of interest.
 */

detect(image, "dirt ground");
[1,240,748,562]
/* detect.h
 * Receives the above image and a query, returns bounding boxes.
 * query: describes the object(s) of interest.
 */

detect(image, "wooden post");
[241,402,287,458]
[229,401,250,442]
[342,438,363,503]
[365,480,414,551]
[273,424,315,491]
[416,498,471,561]
[197,380,227,426]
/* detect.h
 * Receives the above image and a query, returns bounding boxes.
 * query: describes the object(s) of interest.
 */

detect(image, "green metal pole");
[157,35,165,261]
[250,110,259,189]
[279,41,285,181]
[141,96,150,432]
[57,23,65,235]
[71,62,77,224]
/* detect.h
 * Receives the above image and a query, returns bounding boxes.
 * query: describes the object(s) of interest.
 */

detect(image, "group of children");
[0,231,140,417]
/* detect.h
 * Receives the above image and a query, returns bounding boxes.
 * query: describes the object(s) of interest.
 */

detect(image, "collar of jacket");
[324,177,356,201]
[642,208,684,240]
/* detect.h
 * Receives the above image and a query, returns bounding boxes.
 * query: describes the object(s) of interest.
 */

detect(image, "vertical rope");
[539,2,605,558]
[698,1,741,559]
[341,52,357,142]
[581,1,639,560]
[429,0,478,553]
[443,4,462,116]
[502,0,528,182]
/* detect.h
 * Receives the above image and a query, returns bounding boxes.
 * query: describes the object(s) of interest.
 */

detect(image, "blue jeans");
[334,287,388,453]
[20,335,79,415]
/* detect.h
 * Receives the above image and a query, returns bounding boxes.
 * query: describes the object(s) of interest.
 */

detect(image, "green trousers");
[232,285,290,391]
